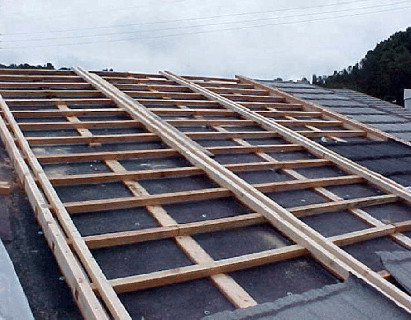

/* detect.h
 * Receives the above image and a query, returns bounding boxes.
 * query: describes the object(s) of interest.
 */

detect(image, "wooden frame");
[1,67,411,318]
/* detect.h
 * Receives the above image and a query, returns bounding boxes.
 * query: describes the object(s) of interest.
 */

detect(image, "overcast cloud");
[0,0,410,80]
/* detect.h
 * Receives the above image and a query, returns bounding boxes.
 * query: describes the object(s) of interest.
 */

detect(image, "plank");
[200,87,268,95]
[221,93,286,103]
[34,144,302,164]
[47,159,330,186]
[199,82,259,89]
[109,245,306,293]
[63,175,363,214]
[35,148,179,163]
[258,110,322,117]
[12,108,125,117]
[108,225,393,294]
[126,90,204,99]
[0,89,103,98]
[26,133,159,145]
[24,129,363,146]
[329,225,395,247]
[165,119,342,127]
[84,209,398,250]
[95,71,164,78]
[183,75,240,82]
[166,119,255,126]
[26,131,278,146]
[84,213,266,249]
[5,98,113,106]
[135,98,220,106]
[102,76,175,85]
[18,119,141,130]
[289,194,398,217]
[0,74,81,81]
[0,82,92,90]
[0,68,74,76]
[394,220,411,233]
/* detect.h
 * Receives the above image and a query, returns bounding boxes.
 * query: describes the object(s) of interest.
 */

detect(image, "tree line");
[0,63,55,70]
[312,27,411,106]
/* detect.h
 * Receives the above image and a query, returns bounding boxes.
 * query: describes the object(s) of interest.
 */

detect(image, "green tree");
[313,27,411,106]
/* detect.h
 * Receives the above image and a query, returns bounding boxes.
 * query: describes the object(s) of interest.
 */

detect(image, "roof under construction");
[0,68,411,319]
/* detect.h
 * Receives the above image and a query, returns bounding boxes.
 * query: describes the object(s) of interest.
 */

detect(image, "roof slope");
[0,69,411,319]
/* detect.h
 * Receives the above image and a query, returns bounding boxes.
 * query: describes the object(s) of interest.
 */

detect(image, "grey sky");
[0,0,410,80]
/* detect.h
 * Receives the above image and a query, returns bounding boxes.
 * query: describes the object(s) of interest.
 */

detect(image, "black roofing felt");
[204,275,411,320]
[322,140,411,186]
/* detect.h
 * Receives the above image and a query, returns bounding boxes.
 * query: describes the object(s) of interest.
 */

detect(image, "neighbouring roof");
[0,69,411,320]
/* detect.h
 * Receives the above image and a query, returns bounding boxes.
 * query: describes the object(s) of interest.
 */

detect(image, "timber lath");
[0,68,411,318]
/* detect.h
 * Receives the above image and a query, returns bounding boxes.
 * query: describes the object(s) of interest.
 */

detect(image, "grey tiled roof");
[204,276,411,320]
[259,81,411,141]
[378,251,411,295]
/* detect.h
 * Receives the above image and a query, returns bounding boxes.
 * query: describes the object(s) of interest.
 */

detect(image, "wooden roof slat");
[165,119,342,127]
[0,74,82,81]
[108,224,394,294]
[34,144,303,164]
[84,213,266,249]
[291,194,398,217]
[12,108,125,117]
[0,82,93,89]
[109,244,307,293]
[24,130,364,146]
[18,119,141,130]
[0,68,75,75]
[47,159,330,186]
[85,201,405,250]
[5,98,113,106]
[63,175,363,214]
[0,89,103,97]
